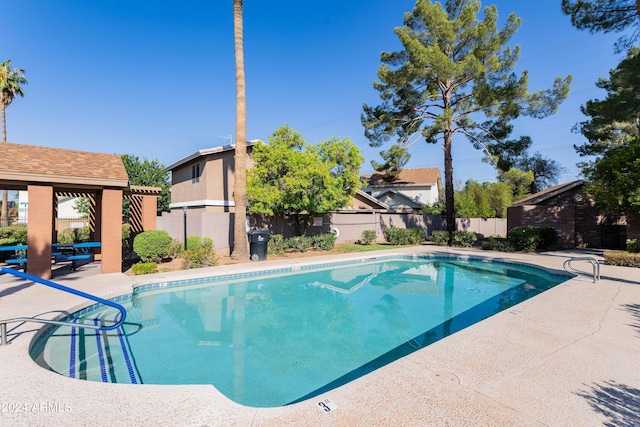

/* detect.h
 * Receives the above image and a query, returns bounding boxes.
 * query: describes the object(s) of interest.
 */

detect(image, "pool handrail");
[563,256,600,283]
[0,267,127,346]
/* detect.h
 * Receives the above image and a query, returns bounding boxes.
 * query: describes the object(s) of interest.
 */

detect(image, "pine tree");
[362,0,571,238]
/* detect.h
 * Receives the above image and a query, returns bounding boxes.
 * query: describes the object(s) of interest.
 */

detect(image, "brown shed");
[506,180,637,249]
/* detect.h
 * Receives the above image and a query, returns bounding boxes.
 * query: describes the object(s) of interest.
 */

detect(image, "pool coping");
[1,246,639,426]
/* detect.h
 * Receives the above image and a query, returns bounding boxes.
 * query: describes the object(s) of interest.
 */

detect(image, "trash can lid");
[248,230,270,235]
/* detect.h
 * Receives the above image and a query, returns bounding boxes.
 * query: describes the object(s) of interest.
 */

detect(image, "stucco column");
[26,185,54,279]
[141,195,158,231]
[100,189,123,274]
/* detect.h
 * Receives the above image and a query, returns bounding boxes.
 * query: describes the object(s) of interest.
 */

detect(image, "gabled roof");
[511,180,585,207]
[350,189,389,210]
[0,142,129,188]
[377,189,425,208]
[164,140,259,172]
[363,167,441,187]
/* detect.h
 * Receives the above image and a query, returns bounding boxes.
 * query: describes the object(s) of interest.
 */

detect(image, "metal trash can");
[248,230,271,261]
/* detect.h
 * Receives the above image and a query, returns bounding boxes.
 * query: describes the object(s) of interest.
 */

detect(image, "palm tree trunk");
[1,105,6,142]
[231,0,249,260]
[1,105,7,225]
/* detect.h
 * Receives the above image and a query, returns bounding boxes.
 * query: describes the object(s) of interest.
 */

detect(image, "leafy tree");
[581,138,640,212]
[73,197,90,218]
[231,0,249,260]
[420,199,446,215]
[454,180,512,218]
[362,0,571,239]
[121,154,171,215]
[247,125,364,233]
[498,168,534,202]
[479,121,564,193]
[0,60,27,223]
[561,0,640,52]
[575,47,640,212]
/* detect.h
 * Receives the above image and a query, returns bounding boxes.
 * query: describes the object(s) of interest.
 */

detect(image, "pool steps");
[0,267,127,345]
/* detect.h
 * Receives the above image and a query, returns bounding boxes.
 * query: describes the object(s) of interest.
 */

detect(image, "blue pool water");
[32,256,569,407]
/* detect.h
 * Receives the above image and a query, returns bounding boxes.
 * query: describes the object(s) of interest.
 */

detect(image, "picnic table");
[52,242,101,270]
[0,245,28,267]
[0,242,101,271]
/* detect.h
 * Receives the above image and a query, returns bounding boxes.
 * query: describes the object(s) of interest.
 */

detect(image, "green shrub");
[58,226,90,244]
[481,237,514,252]
[0,237,16,246]
[384,227,426,245]
[360,230,376,245]
[180,247,219,269]
[312,233,336,251]
[508,226,542,252]
[627,239,640,253]
[429,230,449,246]
[202,237,213,250]
[410,227,427,244]
[268,234,286,255]
[167,239,184,258]
[122,223,132,255]
[131,262,158,275]
[0,226,27,244]
[122,223,131,241]
[604,251,640,267]
[286,236,313,252]
[451,230,477,247]
[133,230,173,263]
[186,236,199,251]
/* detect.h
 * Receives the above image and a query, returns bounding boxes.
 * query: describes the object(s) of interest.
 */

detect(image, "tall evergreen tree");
[0,60,27,224]
[478,121,564,193]
[575,47,640,212]
[231,0,249,260]
[362,0,571,238]
[561,0,640,52]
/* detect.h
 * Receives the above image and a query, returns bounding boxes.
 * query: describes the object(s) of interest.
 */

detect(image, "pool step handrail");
[0,267,127,346]
[563,256,600,283]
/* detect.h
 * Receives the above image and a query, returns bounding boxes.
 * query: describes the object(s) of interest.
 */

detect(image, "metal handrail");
[563,256,600,283]
[0,267,127,345]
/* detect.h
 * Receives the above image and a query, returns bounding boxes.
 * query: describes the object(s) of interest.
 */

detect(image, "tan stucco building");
[163,142,258,213]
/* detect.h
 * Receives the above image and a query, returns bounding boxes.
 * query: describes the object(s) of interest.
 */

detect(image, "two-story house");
[362,168,442,211]
[164,141,259,213]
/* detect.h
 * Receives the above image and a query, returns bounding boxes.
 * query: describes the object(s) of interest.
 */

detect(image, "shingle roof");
[164,140,259,172]
[0,142,129,187]
[363,167,441,186]
[511,180,584,206]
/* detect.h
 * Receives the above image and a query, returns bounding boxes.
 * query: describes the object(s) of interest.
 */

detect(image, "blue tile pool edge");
[28,254,573,364]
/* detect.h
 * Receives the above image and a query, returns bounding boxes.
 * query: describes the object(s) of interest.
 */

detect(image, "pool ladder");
[563,256,600,283]
[0,267,127,346]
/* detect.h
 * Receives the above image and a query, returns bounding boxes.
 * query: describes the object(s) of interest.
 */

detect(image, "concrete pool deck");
[0,247,638,426]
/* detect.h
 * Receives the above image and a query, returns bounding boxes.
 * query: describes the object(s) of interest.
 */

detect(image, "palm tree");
[0,60,27,225]
[231,0,249,260]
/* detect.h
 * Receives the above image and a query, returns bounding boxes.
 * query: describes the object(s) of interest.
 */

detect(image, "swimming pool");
[31,255,569,407]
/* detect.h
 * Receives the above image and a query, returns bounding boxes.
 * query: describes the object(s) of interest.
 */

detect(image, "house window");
[191,163,201,183]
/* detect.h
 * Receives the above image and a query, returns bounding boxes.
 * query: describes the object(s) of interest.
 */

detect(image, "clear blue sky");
[2,1,627,187]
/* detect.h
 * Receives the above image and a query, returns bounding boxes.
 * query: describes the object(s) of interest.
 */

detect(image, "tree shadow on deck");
[575,380,640,427]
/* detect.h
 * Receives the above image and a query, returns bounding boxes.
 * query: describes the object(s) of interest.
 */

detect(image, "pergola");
[0,143,159,279]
